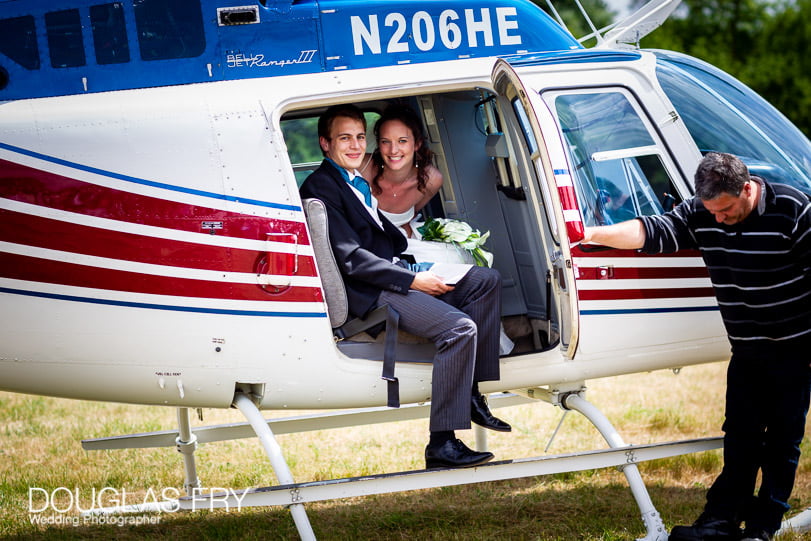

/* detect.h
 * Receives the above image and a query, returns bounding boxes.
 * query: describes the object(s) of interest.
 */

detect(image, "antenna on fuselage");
[573,0,605,45]
[544,0,608,46]
[543,0,570,33]
[546,0,682,50]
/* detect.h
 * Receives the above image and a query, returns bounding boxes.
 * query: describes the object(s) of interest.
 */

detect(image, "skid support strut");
[562,392,668,541]
[176,407,201,495]
[233,393,316,541]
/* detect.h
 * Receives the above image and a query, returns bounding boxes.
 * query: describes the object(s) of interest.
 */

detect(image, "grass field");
[2,360,810,540]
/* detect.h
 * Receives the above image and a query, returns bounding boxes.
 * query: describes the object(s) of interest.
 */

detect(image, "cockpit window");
[655,51,811,195]
[546,90,682,226]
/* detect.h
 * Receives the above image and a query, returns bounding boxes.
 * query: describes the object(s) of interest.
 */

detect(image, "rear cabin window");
[134,0,206,61]
[281,111,381,187]
[0,15,39,70]
[91,3,130,65]
[46,9,86,68]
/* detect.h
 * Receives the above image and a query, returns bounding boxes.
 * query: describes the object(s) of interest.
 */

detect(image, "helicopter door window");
[545,90,682,227]
[479,94,522,198]
[510,96,559,241]
[512,99,539,155]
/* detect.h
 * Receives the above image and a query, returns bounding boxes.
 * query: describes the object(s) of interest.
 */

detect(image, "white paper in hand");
[429,263,473,285]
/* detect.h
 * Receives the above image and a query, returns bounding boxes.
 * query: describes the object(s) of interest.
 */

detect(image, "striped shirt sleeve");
[638,199,700,254]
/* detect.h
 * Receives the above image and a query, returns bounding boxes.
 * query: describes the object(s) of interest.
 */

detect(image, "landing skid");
[83,389,730,540]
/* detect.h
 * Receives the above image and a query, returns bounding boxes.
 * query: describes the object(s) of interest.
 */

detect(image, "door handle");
[256,233,299,294]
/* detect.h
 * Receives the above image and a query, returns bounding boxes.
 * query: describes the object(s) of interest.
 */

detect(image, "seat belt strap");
[381,306,400,408]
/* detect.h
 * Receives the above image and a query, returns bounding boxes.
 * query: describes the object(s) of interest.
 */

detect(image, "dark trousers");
[377,266,502,432]
[705,343,811,534]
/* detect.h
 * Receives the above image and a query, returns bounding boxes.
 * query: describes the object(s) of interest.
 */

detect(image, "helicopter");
[2,0,810,539]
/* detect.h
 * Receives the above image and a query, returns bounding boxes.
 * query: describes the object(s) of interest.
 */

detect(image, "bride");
[359,103,443,240]
[362,104,514,353]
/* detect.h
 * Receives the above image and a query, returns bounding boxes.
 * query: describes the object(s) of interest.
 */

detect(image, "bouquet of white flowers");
[417,218,494,267]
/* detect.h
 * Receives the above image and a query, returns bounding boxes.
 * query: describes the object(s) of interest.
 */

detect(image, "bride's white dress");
[379,206,423,239]
[380,206,514,354]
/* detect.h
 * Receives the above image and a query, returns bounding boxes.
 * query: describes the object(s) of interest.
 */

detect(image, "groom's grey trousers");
[377,265,502,432]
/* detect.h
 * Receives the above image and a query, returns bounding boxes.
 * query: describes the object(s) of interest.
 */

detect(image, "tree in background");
[638,0,768,69]
[639,0,811,136]
[741,0,811,137]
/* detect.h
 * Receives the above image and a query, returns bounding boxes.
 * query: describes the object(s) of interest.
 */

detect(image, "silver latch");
[597,265,614,279]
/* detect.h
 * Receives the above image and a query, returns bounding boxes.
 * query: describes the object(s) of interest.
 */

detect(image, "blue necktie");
[350,175,372,207]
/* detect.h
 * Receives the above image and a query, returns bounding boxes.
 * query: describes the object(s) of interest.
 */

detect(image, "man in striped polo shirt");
[583,152,811,541]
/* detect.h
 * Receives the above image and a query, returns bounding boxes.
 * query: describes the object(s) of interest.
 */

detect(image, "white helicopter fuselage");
[0,52,731,410]
[6,2,811,537]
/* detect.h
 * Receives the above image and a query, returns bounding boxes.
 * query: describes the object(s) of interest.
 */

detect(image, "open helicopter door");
[492,53,730,372]
[491,59,582,359]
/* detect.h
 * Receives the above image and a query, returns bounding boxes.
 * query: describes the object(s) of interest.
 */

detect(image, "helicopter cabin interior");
[282,92,560,361]
[280,87,688,363]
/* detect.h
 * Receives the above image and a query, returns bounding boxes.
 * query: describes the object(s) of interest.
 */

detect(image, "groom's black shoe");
[425,438,494,469]
[471,393,512,432]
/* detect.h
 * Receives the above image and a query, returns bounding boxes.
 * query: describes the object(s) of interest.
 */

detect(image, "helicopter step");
[177,438,723,510]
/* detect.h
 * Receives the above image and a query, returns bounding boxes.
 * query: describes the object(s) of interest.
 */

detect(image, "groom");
[299,103,511,469]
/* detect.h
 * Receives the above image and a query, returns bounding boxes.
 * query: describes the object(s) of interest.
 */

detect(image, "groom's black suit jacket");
[299,160,415,319]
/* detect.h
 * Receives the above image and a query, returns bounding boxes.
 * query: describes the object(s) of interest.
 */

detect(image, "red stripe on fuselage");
[0,252,323,303]
[573,244,710,298]
[0,208,317,276]
[0,159,310,244]
[576,266,709,280]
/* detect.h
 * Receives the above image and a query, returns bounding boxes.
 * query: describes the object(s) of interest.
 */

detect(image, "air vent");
[217,6,260,26]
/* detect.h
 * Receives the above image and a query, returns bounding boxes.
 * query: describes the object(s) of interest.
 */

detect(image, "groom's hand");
[411,271,454,296]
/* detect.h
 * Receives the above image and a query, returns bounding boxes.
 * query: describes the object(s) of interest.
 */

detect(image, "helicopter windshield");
[654,50,811,195]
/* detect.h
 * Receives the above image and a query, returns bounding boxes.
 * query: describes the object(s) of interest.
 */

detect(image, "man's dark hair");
[317,104,366,147]
[694,152,750,200]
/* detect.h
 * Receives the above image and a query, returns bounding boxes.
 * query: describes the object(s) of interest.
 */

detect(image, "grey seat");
[301,198,349,328]
[302,198,404,406]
